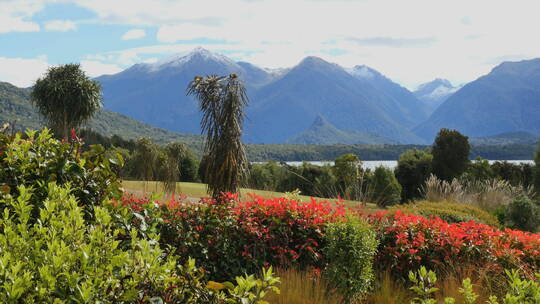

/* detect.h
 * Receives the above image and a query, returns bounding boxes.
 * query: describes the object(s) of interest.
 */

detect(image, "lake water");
[260,160,535,171]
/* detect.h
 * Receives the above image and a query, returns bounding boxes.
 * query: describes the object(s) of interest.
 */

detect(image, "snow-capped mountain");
[414,78,460,114]
[96,47,430,144]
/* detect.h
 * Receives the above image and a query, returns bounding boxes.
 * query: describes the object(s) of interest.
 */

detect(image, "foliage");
[367,210,540,279]
[389,201,500,227]
[121,193,348,282]
[31,64,102,138]
[408,266,440,304]
[463,157,495,183]
[503,195,540,232]
[0,129,122,218]
[408,267,540,304]
[491,161,534,188]
[332,153,361,186]
[535,143,540,195]
[0,184,257,303]
[395,148,433,202]
[371,166,402,207]
[187,74,248,197]
[323,217,378,302]
[432,128,470,181]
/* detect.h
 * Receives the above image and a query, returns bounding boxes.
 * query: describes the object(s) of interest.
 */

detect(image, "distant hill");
[470,131,539,146]
[413,78,459,114]
[97,47,428,144]
[414,58,540,142]
[0,81,204,148]
[286,115,396,145]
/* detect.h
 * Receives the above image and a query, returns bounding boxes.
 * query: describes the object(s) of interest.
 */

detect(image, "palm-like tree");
[187,74,248,197]
[31,64,102,138]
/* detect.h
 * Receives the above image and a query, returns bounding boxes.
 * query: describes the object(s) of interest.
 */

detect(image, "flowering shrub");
[367,210,540,278]
[120,194,350,281]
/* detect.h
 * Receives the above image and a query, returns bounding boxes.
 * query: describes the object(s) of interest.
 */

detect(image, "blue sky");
[1,0,539,88]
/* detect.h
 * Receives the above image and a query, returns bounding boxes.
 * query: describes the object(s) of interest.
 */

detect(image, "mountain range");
[96,48,432,144]
[3,47,540,146]
[415,58,540,142]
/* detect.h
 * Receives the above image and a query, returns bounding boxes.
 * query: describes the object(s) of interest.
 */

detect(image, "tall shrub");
[372,166,402,207]
[323,217,378,302]
[432,129,470,181]
[395,149,433,202]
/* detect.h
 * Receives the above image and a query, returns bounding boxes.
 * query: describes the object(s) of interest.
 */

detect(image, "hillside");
[286,115,396,145]
[246,56,425,144]
[470,131,540,146]
[414,58,540,142]
[0,81,204,148]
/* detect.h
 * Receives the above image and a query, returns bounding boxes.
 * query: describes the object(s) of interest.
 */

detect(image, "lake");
[257,160,535,171]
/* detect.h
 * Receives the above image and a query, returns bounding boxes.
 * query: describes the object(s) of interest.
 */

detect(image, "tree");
[534,143,540,195]
[371,166,402,207]
[332,153,361,198]
[187,74,248,197]
[431,129,470,181]
[31,64,102,138]
[160,142,186,194]
[395,149,433,202]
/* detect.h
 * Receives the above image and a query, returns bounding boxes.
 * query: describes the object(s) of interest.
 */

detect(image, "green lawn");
[122,180,379,210]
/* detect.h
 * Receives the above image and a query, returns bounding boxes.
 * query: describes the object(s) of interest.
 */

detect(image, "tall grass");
[421,175,534,210]
[263,268,343,304]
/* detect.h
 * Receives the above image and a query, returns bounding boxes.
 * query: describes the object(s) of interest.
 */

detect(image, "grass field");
[122,180,379,210]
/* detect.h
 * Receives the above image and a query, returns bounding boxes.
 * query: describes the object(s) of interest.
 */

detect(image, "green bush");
[409,267,540,304]
[0,183,279,303]
[504,195,540,232]
[395,149,433,202]
[323,217,378,303]
[0,129,122,217]
[389,201,500,227]
[372,166,402,207]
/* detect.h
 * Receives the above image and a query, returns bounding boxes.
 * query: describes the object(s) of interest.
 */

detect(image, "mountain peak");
[293,56,344,74]
[149,47,236,71]
[416,78,453,92]
[299,56,329,66]
[349,65,382,79]
[311,114,329,127]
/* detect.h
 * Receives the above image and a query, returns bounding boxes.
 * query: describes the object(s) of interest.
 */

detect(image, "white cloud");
[27,0,540,87]
[0,0,43,34]
[44,20,77,32]
[122,29,146,40]
[80,60,123,77]
[0,56,50,87]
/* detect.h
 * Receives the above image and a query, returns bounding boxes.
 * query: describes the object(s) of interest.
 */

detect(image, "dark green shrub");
[432,128,470,181]
[395,148,433,202]
[504,195,540,232]
[388,201,500,227]
[463,157,495,182]
[0,129,122,217]
[323,217,378,302]
[372,166,401,207]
